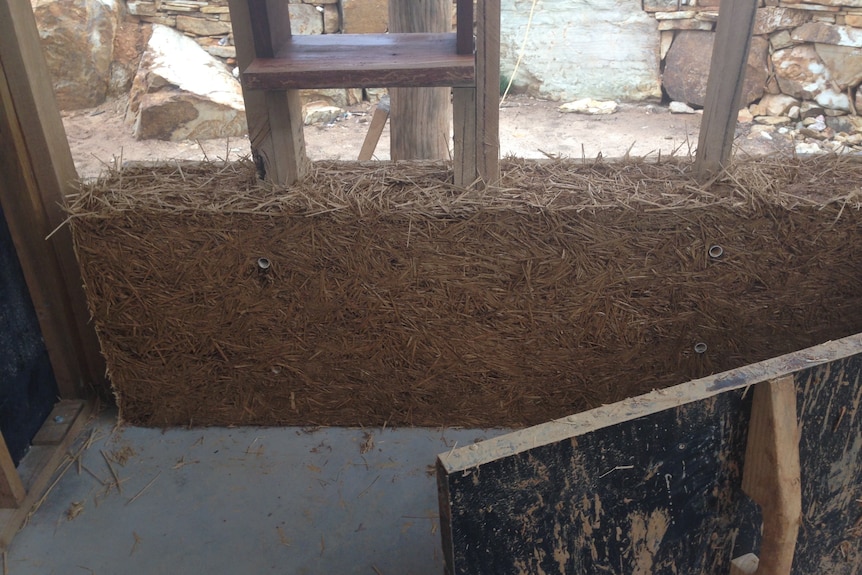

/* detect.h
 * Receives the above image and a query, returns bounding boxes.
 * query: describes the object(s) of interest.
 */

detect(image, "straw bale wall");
[68,157,862,427]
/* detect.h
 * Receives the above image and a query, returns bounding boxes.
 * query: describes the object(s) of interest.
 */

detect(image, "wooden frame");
[230,0,500,187]
[0,0,102,548]
[0,0,104,398]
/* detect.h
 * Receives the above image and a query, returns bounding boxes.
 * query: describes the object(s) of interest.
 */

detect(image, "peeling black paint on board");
[793,355,862,575]
[0,204,58,466]
[440,390,759,574]
[439,354,862,574]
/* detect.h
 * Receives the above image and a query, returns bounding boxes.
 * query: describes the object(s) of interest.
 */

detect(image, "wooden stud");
[358,95,390,161]
[0,436,25,509]
[476,0,501,187]
[452,87,477,187]
[228,0,308,185]
[731,375,802,575]
[694,0,758,179]
[0,0,105,398]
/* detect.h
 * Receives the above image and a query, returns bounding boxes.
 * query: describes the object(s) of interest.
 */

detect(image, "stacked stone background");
[31,0,862,141]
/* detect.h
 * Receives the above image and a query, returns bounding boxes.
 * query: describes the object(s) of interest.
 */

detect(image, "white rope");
[500,0,541,107]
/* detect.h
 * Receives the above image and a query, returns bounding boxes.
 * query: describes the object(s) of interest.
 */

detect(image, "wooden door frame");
[0,0,103,541]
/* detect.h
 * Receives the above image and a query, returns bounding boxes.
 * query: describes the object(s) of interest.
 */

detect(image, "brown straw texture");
[67,156,862,427]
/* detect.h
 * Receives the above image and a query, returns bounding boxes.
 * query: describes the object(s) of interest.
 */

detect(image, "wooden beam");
[358,95,390,161]
[455,0,474,56]
[0,436,25,509]
[731,376,802,575]
[694,0,758,179]
[228,0,308,185]
[389,0,452,161]
[452,87,477,187]
[475,0,501,186]
[242,34,475,90]
[0,0,105,398]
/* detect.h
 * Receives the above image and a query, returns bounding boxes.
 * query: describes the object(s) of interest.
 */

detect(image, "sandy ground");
[61,95,783,180]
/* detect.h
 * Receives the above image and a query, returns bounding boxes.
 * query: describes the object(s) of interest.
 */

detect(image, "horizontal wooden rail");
[242,33,475,90]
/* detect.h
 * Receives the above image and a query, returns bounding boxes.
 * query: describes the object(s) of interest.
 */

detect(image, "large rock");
[500,0,661,102]
[288,3,324,34]
[753,6,808,35]
[108,17,151,98]
[128,25,246,141]
[815,43,862,88]
[300,88,363,108]
[341,0,388,33]
[758,93,800,116]
[32,0,120,110]
[773,44,851,111]
[662,31,768,107]
[792,23,862,47]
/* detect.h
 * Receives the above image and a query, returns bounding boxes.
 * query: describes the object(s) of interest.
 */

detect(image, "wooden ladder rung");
[242,33,475,90]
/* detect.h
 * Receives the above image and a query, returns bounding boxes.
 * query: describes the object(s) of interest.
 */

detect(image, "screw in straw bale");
[708,245,724,259]
[694,342,708,354]
[257,257,271,271]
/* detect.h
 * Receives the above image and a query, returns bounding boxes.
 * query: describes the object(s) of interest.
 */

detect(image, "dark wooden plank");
[437,334,862,575]
[475,0,500,186]
[0,436,25,509]
[242,34,475,90]
[792,354,862,574]
[694,0,758,179]
[455,0,474,56]
[228,0,308,185]
[0,0,105,398]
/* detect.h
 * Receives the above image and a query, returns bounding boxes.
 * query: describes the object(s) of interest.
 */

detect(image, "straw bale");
[67,156,862,427]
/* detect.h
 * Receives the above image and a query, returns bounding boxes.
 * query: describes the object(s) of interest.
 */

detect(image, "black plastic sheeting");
[0,204,58,466]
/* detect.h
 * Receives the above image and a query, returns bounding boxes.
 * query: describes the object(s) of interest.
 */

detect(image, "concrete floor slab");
[5,411,507,575]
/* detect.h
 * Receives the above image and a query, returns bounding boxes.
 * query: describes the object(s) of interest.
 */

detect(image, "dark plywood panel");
[0,204,58,467]
[242,34,475,90]
[438,335,862,575]
[439,388,758,574]
[795,357,862,573]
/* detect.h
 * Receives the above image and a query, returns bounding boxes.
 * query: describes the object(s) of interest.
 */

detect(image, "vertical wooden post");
[229,0,309,185]
[452,0,477,187]
[730,376,802,575]
[453,87,477,186]
[476,0,501,186]
[389,0,452,160]
[694,0,758,179]
[0,0,105,398]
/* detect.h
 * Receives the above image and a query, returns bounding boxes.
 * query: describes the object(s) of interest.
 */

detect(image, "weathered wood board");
[437,334,862,574]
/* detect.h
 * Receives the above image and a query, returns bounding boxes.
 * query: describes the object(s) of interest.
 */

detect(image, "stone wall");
[33,0,862,136]
[651,2,862,113]
[126,0,343,65]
